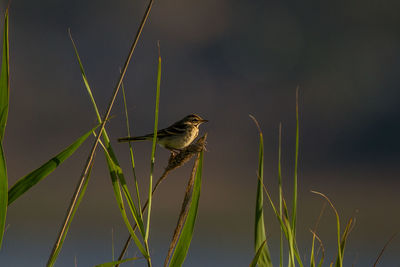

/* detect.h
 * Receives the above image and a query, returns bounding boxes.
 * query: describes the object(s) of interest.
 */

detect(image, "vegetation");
[0,3,395,267]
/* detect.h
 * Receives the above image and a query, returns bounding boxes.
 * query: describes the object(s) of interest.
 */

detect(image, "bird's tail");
[118,136,148,143]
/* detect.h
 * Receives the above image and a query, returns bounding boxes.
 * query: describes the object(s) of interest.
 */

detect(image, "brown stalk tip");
[165,133,207,172]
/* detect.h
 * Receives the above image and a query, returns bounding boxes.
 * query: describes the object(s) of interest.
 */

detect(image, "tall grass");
[0,5,395,267]
[251,89,356,267]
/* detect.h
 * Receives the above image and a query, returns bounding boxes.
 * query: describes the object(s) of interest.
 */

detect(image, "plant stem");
[46,1,154,265]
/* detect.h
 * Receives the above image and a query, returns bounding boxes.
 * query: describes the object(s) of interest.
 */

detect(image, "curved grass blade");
[48,1,154,264]
[310,204,326,267]
[70,31,150,263]
[8,124,99,205]
[168,151,203,267]
[250,240,267,267]
[311,191,346,267]
[100,143,148,258]
[0,8,9,250]
[249,115,272,267]
[70,31,147,250]
[95,257,139,267]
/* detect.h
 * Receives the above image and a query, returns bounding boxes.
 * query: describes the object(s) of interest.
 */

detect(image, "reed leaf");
[70,30,146,240]
[47,1,153,265]
[0,144,7,249]
[0,8,9,141]
[0,8,9,250]
[168,151,203,267]
[145,41,162,243]
[249,115,272,267]
[291,87,300,235]
[250,240,267,267]
[100,145,148,258]
[8,125,99,205]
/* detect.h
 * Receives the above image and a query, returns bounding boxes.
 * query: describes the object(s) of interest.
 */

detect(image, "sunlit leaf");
[169,152,203,267]
[8,125,99,205]
[0,9,10,249]
[250,240,267,267]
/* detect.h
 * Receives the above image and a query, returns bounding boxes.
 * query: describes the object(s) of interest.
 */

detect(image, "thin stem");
[278,122,283,267]
[115,169,171,267]
[121,81,143,221]
[291,86,300,235]
[46,1,154,265]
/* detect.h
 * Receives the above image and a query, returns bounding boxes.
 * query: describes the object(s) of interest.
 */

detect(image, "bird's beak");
[201,119,208,123]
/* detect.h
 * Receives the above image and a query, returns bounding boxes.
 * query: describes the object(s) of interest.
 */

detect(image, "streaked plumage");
[118,114,208,151]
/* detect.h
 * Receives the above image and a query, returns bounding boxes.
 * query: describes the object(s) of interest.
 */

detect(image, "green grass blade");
[311,191,342,267]
[310,231,317,267]
[95,257,139,267]
[249,115,272,267]
[250,240,267,267]
[291,87,300,235]
[0,144,7,249]
[0,8,9,142]
[145,42,161,243]
[48,3,154,264]
[278,123,283,267]
[47,159,95,266]
[121,82,143,221]
[70,32,147,243]
[335,218,353,267]
[118,168,146,237]
[169,151,203,267]
[284,217,296,267]
[257,164,289,240]
[98,136,145,238]
[69,30,101,123]
[100,143,148,258]
[0,8,10,250]
[7,125,99,205]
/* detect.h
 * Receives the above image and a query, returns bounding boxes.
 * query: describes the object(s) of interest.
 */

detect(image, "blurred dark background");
[1,0,399,266]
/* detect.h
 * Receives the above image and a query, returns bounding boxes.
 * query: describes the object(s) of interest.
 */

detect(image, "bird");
[118,114,208,152]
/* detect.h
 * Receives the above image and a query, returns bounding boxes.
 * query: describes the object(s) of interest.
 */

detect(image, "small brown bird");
[118,114,208,151]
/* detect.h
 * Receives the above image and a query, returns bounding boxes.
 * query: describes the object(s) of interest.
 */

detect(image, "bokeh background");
[1,0,400,266]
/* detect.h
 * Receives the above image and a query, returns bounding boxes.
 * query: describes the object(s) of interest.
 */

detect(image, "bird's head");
[182,114,208,127]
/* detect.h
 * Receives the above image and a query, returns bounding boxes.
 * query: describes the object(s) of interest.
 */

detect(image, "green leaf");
[0,7,10,250]
[0,9,9,142]
[94,257,139,267]
[250,240,267,267]
[8,124,99,205]
[0,144,7,249]
[70,32,148,258]
[146,43,162,242]
[169,151,203,267]
[101,145,148,258]
[249,115,272,267]
[291,87,300,236]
